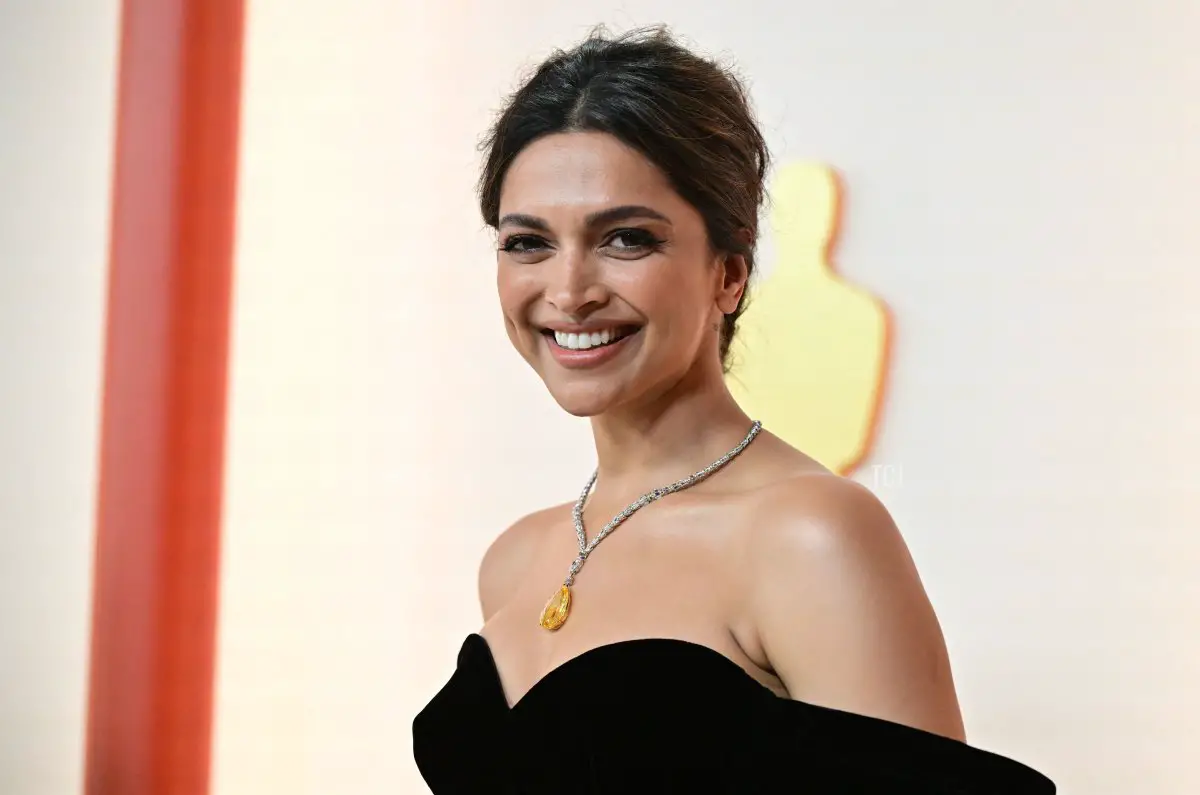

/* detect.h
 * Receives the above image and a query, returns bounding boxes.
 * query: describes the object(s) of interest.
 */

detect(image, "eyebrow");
[498,204,673,231]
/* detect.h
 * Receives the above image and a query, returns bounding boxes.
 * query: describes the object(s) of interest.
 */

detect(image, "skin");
[478,130,966,741]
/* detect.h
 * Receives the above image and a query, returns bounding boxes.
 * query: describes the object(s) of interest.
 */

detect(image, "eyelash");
[499,228,666,255]
[497,235,543,254]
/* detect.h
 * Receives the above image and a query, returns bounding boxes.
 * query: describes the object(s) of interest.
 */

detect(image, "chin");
[543,379,625,418]
[557,402,605,418]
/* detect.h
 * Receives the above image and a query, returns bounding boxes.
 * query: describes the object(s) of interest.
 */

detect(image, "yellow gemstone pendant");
[538,585,571,631]
[541,423,761,634]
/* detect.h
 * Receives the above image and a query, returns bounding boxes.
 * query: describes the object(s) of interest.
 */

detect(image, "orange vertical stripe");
[85,1,245,793]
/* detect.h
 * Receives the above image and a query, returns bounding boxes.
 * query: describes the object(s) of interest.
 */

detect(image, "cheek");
[496,265,537,323]
[612,259,713,333]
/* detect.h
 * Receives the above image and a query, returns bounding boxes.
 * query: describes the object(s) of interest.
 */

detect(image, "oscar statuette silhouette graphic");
[727,162,891,475]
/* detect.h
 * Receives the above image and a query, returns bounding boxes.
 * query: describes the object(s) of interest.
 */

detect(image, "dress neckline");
[468,632,769,710]
[425,634,1057,792]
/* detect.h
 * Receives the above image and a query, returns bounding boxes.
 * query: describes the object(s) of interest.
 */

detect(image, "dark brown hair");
[478,26,770,370]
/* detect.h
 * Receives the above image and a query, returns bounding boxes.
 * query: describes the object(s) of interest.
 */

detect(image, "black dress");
[413,634,1055,793]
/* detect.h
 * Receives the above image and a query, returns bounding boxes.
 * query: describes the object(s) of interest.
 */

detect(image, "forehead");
[498,131,681,218]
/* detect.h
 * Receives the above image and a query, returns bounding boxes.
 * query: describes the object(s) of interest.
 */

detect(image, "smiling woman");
[500,201,670,373]
[412,25,1054,793]
[494,130,746,416]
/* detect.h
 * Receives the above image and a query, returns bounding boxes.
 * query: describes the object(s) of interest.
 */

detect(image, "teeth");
[553,328,625,351]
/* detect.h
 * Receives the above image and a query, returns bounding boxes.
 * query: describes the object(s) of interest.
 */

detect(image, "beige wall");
[216,3,1200,793]
[0,2,121,794]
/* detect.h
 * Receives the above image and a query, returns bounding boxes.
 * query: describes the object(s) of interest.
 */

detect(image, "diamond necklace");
[538,420,763,631]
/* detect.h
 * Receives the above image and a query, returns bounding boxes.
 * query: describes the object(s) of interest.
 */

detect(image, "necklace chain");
[563,420,763,588]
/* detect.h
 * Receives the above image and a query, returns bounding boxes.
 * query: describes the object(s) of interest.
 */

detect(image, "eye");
[603,228,665,255]
[499,234,550,256]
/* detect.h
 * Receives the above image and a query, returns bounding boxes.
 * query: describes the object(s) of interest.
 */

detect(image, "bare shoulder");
[478,502,570,622]
[745,471,908,565]
[739,472,915,625]
[741,471,967,740]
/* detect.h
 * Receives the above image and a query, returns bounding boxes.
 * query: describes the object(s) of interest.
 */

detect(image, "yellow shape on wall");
[727,162,891,476]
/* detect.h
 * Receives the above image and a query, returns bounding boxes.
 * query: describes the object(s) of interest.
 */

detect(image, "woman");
[414,27,1054,793]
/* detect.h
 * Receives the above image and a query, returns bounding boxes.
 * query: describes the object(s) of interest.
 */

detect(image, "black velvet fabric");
[413,634,1055,793]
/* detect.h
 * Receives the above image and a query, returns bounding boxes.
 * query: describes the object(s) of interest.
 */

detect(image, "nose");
[545,247,609,316]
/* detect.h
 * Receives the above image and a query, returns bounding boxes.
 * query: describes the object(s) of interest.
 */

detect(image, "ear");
[716,252,749,314]
[716,229,753,314]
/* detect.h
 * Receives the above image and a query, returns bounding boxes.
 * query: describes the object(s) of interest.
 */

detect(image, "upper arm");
[749,477,966,740]
[478,507,556,622]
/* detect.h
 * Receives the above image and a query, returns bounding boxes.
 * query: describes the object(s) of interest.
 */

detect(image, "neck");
[588,360,753,496]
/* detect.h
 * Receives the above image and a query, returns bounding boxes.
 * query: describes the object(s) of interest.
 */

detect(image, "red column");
[84,1,245,793]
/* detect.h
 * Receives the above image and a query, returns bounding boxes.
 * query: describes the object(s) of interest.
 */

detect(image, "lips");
[540,325,642,369]
[550,326,635,351]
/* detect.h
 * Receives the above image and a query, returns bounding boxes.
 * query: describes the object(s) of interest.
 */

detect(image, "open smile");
[540,325,642,369]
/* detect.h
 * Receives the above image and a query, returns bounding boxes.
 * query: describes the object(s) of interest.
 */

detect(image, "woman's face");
[495,131,745,417]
